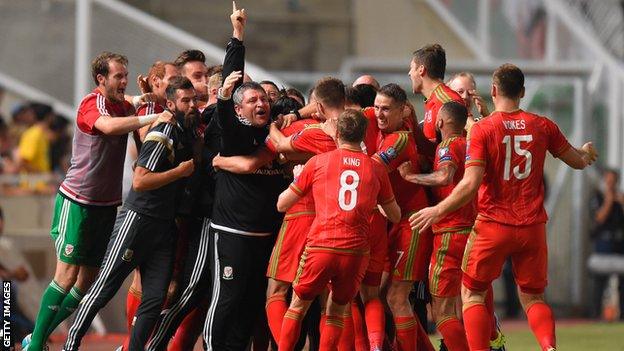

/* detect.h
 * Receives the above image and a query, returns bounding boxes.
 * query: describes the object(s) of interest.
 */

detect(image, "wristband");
[138,113,158,126]
[290,109,301,120]
[218,88,232,101]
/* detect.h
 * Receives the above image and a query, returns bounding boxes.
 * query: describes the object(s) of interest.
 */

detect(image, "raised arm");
[222,1,246,86]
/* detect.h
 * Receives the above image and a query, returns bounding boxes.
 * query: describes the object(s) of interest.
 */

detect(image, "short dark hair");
[30,103,54,122]
[313,77,346,109]
[337,109,368,143]
[377,83,407,105]
[91,52,128,85]
[260,80,279,91]
[174,50,206,69]
[412,44,446,80]
[271,96,303,121]
[165,76,194,101]
[440,101,468,128]
[353,84,377,108]
[493,64,524,99]
[285,88,306,105]
[233,82,267,105]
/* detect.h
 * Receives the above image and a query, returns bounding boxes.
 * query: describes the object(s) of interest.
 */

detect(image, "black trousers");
[62,208,174,351]
[146,217,212,351]
[203,226,274,351]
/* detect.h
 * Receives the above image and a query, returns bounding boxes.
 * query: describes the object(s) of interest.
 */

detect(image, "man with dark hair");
[23,51,172,351]
[411,63,597,351]
[589,168,624,320]
[202,4,287,349]
[409,44,464,142]
[398,101,473,351]
[362,84,433,351]
[260,80,280,103]
[175,49,209,108]
[61,76,198,351]
[276,108,400,351]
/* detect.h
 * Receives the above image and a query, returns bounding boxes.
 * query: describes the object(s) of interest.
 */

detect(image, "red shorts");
[462,220,548,294]
[294,248,369,305]
[266,215,314,283]
[429,228,471,297]
[363,211,388,286]
[387,217,433,282]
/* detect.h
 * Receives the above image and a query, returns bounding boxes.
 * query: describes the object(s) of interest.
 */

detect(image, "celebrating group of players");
[22,2,598,351]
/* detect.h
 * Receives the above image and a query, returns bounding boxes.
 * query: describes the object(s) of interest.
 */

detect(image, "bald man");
[353,74,380,90]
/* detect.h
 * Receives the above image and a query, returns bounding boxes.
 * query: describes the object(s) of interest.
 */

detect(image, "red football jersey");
[291,147,395,251]
[283,120,336,219]
[466,110,572,226]
[423,84,463,141]
[77,88,133,135]
[432,136,476,233]
[265,119,314,153]
[290,123,337,154]
[373,131,429,212]
[362,107,380,156]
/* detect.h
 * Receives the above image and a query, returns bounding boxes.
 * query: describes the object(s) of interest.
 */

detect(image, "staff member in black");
[62,77,198,351]
[203,3,287,350]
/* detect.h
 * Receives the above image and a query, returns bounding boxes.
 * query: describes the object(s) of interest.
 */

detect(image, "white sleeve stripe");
[145,124,172,169]
[96,94,110,116]
[146,142,165,170]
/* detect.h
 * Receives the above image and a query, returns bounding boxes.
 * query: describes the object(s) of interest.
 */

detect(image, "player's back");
[467,110,571,225]
[306,148,385,251]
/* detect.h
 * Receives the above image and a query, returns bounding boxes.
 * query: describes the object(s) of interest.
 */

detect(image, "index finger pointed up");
[232,1,237,12]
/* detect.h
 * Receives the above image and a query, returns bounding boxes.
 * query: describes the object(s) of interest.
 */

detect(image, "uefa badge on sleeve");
[223,266,234,280]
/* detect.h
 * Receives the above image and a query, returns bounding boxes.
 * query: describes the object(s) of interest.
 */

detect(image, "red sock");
[321,315,345,351]
[463,303,491,351]
[363,299,384,350]
[437,317,469,351]
[266,293,288,342]
[339,310,355,351]
[416,317,435,351]
[279,309,303,351]
[393,316,416,351]
[526,302,556,351]
[122,287,141,351]
[351,302,369,351]
[485,286,498,341]
[320,312,327,336]
[168,304,206,351]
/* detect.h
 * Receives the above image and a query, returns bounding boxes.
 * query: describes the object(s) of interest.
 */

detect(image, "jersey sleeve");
[436,140,461,168]
[291,128,335,154]
[374,162,395,205]
[77,94,109,135]
[465,123,487,168]
[290,157,316,197]
[137,124,174,172]
[544,118,572,157]
[373,132,411,171]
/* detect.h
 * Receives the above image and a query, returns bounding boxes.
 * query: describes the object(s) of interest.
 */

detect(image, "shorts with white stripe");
[146,217,212,351]
[49,193,117,267]
[62,207,175,351]
[203,227,274,351]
